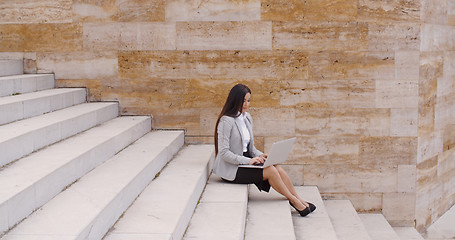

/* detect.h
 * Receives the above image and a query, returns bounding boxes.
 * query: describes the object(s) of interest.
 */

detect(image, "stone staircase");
[0,59,447,240]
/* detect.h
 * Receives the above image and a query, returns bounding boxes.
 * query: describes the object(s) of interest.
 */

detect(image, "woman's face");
[242,93,250,113]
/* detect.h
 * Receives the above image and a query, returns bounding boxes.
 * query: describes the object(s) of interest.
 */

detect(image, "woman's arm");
[217,117,250,165]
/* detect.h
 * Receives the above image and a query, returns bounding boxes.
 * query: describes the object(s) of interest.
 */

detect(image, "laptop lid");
[239,137,296,168]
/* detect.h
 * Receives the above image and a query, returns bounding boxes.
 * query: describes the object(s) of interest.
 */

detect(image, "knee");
[264,166,280,179]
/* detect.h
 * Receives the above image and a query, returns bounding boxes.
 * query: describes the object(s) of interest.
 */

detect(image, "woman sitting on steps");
[212,83,316,217]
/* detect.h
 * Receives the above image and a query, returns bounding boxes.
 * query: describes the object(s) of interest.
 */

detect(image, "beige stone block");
[383,193,416,226]
[272,21,368,51]
[397,165,416,192]
[358,0,420,22]
[437,149,455,177]
[280,79,376,108]
[390,108,418,137]
[360,137,417,167]
[435,97,455,132]
[200,108,220,136]
[277,164,304,186]
[416,156,438,189]
[442,124,455,151]
[152,108,201,135]
[0,25,26,52]
[165,0,260,21]
[295,107,390,137]
[323,192,382,212]
[248,108,295,137]
[449,0,455,25]
[415,181,443,230]
[421,0,448,24]
[0,0,72,24]
[419,52,440,134]
[83,22,176,51]
[421,24,454,52]
[185,136,214,145]
[368,23,420,51]
[395,51,419,80]
[309,51,394,80]
[265,136,359,165]
[56,79,101,101]
[176,21,272,50]
[261,0,357,22]
[119,50,308,80]
[418,133,443,164]
[23,24,83,52]
[37,52,118,80]
[376,79,419,108]
[303,165,398,193]
[73,0,165,22]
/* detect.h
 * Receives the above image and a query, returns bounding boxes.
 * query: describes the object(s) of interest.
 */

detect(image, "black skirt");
[222,152,271,192]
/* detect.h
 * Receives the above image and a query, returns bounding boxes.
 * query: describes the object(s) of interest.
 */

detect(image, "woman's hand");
[249,155,266,165]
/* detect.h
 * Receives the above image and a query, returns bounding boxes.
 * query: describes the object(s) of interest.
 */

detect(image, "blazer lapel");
[244,113,254,153]
[234,116,245,142]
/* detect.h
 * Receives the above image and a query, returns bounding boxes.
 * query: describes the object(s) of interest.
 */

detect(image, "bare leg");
[263,166,307,210]
[275,166,309,208]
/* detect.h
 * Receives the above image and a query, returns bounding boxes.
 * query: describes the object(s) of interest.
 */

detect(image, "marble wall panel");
[442,124,455,151]
[272,21,368,51]
[323,192,382,212]
[119,50,308,80]
[176,21,272,50]
[383,193,416,226]
[417,155,438,188]
[83,22,176,51]
[261,0,357,22]
[308,51,394,80]
[264,136,360,165]
[397,165,416,192]
[368,23,420,51]
[419,52,441,134]
[415,181,443,230]
[420,24,454,52]
[55,79,102,101]
[375,79,419,108]
[0,0,72,24]
[438,149,455,177]
[395,51,420,80]
[36,52,118,80]
[280,79,376,108]
[248,108,295,136]
[357,0,420,22]
[303,165,398,193]
[449,0,455,25]
[73,0,165,22]
[421,0,448,24]
[165,0,260,21]
[360,137,417,167]
[418,133,443,164]
[390,108,418,137]
[295,107,390,137]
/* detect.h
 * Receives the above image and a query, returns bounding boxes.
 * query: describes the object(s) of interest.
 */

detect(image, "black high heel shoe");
[289,201,311,217]
[307,202,316,212]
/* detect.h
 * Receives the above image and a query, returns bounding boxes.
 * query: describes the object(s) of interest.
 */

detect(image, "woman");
[213,84,315,217]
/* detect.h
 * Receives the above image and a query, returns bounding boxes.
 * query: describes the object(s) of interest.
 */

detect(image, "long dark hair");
[214,84,251,156]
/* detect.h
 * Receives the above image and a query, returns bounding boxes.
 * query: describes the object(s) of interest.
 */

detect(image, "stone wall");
[416,0,455,231]
[0,0,454,231]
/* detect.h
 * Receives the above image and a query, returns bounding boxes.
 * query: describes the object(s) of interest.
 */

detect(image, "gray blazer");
[213,113,263,181]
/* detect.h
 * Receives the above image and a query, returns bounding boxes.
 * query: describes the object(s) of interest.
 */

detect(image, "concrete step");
[104,145,214,240]
[2,130,183,240]
[0,102,118,167]
[325,200,372,240]
[183,175,248,240]
[292,186,338,240]
[245,187,296,240]
[393,227,424,240]
[0,74,54,97]
[359,213,400,240]
[425,204,455,240]
[0,116,151,235]
[0,60,22,77]
[0,88,86,125]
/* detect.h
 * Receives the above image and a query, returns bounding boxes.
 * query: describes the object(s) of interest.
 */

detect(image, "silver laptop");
[239,137,296,168]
